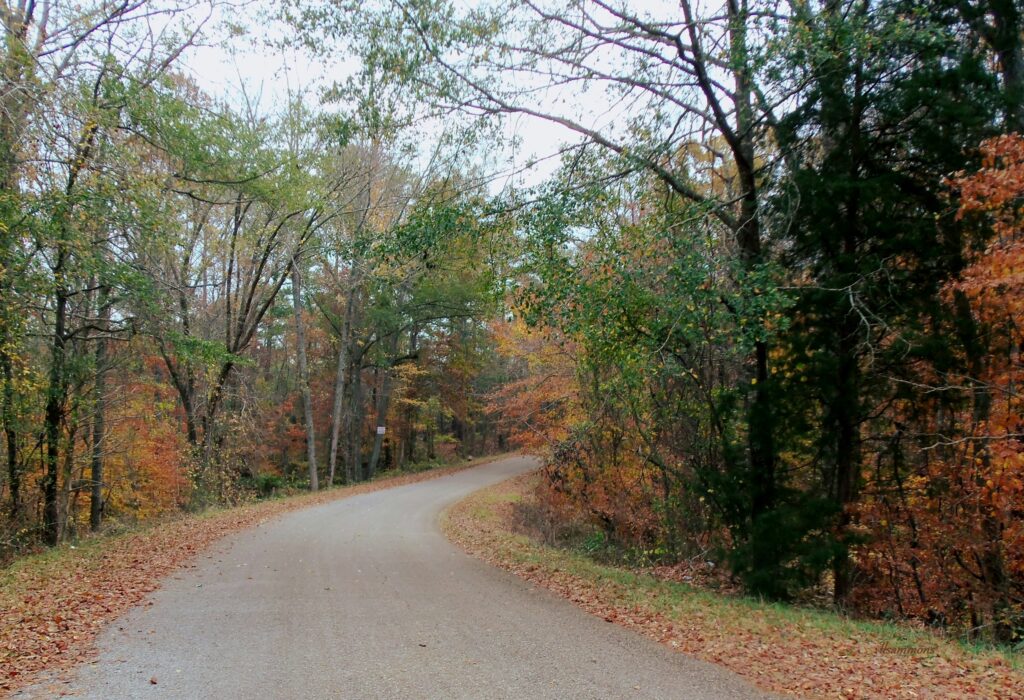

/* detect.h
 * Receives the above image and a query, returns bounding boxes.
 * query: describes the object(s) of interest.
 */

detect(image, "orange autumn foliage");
[853,135,1024,638]
[90,357,191,524]
[487,318,581,452]
[486,319,701,554]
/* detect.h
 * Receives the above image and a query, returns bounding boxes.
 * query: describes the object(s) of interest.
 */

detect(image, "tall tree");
[313,0,798,595]
[290,258,318,490]
[769,0,1003,603]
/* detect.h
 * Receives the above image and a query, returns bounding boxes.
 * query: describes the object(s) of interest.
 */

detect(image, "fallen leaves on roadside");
[0,455,506,698]
[443,473,1024,700]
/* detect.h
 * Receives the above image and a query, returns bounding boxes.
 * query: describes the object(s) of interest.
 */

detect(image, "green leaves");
[165,333,246,371]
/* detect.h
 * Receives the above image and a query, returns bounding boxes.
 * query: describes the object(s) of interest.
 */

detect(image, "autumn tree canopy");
[1,0,1023,647]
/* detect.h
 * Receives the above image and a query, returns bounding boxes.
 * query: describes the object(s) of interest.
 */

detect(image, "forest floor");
[0,453,512,698]
[443,472,1024,699]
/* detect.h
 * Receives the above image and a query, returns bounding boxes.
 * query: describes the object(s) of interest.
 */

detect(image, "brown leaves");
[951,134,1024,235]
[853,134,1024,635]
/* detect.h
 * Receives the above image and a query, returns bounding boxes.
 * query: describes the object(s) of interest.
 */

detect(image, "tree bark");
[720,0,776,566]
[327,336,348,486]
[42,280,68,546]
[367,333,400,479]
[0,1,39,524]
[90,285,111,530]
[291,261,318,491]
[3,351,18,520]
[346,357,364,482]
[59,407,79,542]
[43,121,99,545]
[327,274,359,486]
[814,0,867,607]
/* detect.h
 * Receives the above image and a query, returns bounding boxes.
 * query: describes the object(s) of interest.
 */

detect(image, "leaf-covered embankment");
[442,473,1024,699]
[1,455,511,698]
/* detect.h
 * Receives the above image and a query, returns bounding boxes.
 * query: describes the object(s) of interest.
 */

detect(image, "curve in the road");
[24,456,770,699]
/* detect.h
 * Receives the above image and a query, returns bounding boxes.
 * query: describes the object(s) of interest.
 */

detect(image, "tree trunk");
[59,408,78,542]
[90,286,110,530]
[815,0,867,607]
[953,290,1011,643]
[199,359,235,487]
[401,325,419,468]
[983,0,1024,132]
[0,5,37,526]
[723,0,777,577]
[42,284,68,546]
[162,349,198,448]
[367,334,400,479]
[42,113,99,544]
[291,262,318,491]
[327,339,348,486]
[427,420,435,460]
[177,285,199,447]
[327,278,359,486]
[831,314,862,604]
[3,351,18,520]
[345,355,364,482]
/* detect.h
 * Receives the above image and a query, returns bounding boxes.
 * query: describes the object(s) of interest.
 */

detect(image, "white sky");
[178,0,679,192]
[178,2,586,193]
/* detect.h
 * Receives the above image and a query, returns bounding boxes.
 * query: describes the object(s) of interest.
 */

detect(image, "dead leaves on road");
[443,474,1024,699]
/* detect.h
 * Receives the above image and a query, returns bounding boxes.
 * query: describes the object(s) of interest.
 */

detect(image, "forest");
[1,0,1022,648]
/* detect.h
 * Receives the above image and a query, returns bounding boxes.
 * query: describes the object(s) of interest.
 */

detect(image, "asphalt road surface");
[29,455,769,699]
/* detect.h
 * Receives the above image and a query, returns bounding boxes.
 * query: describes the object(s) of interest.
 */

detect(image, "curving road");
[32,456,768,699]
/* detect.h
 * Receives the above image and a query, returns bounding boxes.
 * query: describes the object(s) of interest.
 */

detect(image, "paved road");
[33,456,768,699]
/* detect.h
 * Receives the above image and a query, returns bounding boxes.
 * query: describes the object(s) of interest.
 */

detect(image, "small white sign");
[376,426,386,435]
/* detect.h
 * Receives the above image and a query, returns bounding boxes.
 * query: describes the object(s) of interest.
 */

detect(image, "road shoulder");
[442,471,1024,699]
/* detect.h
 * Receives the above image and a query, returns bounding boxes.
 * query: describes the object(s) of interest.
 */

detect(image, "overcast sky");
[178,2,589,192]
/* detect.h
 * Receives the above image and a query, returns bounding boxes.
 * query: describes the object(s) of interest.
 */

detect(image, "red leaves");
[853,134,1024,636]
[951,134,1024,234]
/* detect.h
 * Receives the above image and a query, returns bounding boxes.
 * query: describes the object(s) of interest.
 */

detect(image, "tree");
[313,0,803,596]
[853,135,1024,643]
[762,0,1005,603]
[27,8,207,543]
[0,0,514,553]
